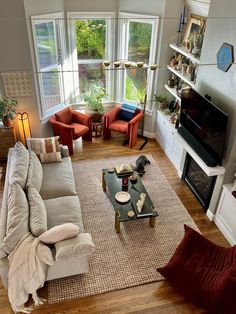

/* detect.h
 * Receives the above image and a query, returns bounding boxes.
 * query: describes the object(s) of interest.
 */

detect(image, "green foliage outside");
[76,20,106,59]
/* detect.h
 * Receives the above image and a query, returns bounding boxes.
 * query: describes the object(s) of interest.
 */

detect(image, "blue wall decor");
[217,43,234,72]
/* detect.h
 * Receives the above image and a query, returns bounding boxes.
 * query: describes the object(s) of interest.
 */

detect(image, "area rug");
[48,154,198,303]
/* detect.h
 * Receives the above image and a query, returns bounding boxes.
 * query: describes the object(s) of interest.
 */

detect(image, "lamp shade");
[17,112,31,146]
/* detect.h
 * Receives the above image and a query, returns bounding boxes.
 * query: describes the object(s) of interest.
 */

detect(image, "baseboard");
[143,130,156,138]
[206,209,215,221]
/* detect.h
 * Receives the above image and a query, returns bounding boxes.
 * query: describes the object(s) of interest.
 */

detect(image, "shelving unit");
[167,66,195,88]
[164,84,181,102]
[169,43,200,65]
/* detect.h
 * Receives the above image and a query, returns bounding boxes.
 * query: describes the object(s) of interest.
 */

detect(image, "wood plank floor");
[0,134,229,314]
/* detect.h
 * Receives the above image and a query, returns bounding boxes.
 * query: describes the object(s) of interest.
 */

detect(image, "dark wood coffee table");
[102,169,158,233]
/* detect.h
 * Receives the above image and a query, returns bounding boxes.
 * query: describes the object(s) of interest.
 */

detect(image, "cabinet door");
[156,112,166,147]
[172,133,184,169]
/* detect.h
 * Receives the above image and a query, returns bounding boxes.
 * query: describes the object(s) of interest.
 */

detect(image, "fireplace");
[182,153,217,210]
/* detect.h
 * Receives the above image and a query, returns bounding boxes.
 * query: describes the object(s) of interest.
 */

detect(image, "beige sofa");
[0,143,93,289]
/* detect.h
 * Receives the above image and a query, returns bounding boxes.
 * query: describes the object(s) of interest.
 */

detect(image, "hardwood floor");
[0,134,229,314]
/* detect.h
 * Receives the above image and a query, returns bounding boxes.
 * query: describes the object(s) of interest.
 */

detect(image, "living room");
[0,0,236,313]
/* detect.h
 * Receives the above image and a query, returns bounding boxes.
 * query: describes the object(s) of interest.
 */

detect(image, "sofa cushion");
[44,195,84,231]
[39,223,79,244]
[27,185,47,236]
[27,136,62,164]
[157,224,236,314]
[26,151,43,192]
[40,157,77,200]
[9,142,29,189]
[1,183,29,255]
[55,233,95,260]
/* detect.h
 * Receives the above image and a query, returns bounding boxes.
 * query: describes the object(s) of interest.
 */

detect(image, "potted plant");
[83,84,106,122]
[153,94,168,110]
[0,98,17,127]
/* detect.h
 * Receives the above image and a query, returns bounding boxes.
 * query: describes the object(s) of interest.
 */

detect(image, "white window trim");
[67,12,115,104]
[118,12,159,108]
[30,12,67,122]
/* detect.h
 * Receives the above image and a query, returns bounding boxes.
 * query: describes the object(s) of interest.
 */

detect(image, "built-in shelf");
[169,43,200,64]
[164,84,181,102]
[167,66,196,88]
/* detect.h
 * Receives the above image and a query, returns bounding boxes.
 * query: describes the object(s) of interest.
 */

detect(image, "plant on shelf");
[83,83,107,122]
[0,97,17,127]
[153,94,168,110]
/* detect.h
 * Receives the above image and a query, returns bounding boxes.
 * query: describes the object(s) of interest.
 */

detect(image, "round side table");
[92,121,103,137]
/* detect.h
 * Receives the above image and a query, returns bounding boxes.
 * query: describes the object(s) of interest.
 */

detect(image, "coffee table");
[102,169,158,233]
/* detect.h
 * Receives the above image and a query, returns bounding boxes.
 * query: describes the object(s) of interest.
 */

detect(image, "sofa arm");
[60,145,70,158]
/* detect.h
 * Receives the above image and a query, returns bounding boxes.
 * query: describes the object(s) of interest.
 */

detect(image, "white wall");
[196,0,236,184]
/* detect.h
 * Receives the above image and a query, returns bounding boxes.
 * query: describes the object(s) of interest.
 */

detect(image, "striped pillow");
[26,136,62,164]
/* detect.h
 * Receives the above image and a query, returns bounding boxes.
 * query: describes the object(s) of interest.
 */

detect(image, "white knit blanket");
[8,233,54,313]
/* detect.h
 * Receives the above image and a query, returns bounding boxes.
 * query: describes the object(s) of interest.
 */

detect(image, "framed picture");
[183,14,206,45]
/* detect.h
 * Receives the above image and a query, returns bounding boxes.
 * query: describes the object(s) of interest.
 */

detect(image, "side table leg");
[149,216,155,228]
[102,171,106,191]
[115,211,121,233]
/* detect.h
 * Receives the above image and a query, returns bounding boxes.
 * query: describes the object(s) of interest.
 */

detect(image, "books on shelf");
[115,163,133,177]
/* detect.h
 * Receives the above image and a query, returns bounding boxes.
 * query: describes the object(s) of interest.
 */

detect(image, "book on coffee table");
[131,202,153,218]
[115,163,133,177]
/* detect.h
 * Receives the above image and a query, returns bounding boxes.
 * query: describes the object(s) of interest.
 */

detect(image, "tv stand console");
[177,126,218,167]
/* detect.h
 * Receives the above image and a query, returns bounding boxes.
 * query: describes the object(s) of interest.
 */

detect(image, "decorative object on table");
[130,174,138,183]
[127,210,135,218]
[115,191,130,203]
[0,97,17,127]
[122,176,129,191]
[183,14,206,57]
[115,163,133,177]
[136,193,147,213]
[217,43,234,72]
[17,112,31,146]
[153,93,168,110]
[135,155,151,176]
[231,172,236,198]
[83,83,106,121]
[108,167,114,173]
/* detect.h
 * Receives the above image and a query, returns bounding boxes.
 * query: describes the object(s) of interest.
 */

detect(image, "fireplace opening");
[182,153,217,210]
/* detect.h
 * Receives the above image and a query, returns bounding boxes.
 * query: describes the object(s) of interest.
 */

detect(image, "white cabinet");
[214,184,236,245]
[155,110,184,173]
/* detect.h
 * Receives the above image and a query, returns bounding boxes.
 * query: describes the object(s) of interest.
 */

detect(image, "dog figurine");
[135,155,150,176]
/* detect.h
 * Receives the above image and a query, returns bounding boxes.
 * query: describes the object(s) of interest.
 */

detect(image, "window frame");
[31,12,67,121]
[67,12,115,105]
[117,12,159,107]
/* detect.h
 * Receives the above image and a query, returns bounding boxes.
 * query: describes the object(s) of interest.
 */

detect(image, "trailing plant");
[153,94,168,104]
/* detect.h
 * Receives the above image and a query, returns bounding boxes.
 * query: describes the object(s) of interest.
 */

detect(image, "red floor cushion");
[157,224,236,314]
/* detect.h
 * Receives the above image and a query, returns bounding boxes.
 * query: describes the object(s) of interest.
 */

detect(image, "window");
[118,13,159,105]
[68,12,115,103]
[31,12,66,120]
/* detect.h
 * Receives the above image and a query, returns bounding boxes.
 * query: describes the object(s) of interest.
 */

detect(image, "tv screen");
[179,88,228,165]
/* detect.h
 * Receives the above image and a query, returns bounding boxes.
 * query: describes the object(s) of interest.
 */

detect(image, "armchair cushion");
[109,120,129,134]
[55,107,73,125]
[157,224,236,314]
[70,123,90,139]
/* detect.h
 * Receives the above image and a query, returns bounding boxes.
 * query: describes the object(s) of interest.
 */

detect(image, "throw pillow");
[27,185,47,236]
[9,142,29,189]
[26,136,62,164]
[55,233,95,260]
[39,223,80,244]
[157,224,236,314]
[26,150,43,192]
[1,182,29,255]
[118,103,138,122]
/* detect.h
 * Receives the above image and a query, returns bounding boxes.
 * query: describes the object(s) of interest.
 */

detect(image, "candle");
[178,13,182,33]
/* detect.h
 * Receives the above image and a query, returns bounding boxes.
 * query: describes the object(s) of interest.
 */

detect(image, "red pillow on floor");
[157,224,236,314]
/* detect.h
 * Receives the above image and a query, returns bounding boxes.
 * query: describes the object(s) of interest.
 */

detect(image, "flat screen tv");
[178,88,228,166]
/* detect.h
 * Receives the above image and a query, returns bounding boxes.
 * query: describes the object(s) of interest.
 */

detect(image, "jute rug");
[48,154,198,303]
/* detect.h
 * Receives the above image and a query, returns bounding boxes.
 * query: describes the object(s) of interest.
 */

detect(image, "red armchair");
[49,107,92,155]
[103,106,144,148]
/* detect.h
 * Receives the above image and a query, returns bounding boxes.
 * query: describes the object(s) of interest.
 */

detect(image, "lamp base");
[138,136,148,150]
